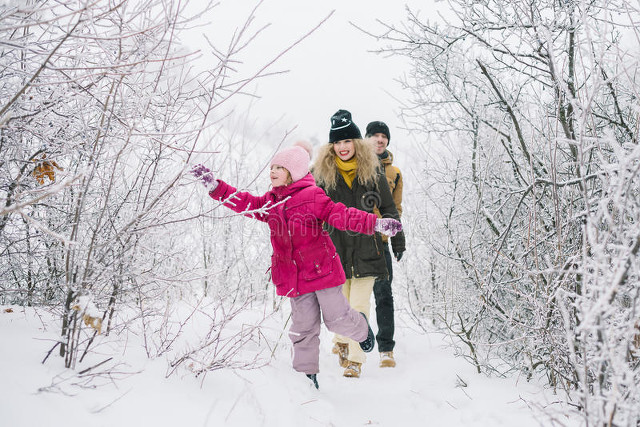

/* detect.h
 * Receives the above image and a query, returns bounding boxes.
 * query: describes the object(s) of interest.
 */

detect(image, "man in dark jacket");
[367,120,404,368]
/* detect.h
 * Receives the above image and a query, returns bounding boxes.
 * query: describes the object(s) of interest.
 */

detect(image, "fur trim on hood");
[312,138,380,191]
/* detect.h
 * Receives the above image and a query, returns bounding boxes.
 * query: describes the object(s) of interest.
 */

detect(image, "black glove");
[394,251,404,262]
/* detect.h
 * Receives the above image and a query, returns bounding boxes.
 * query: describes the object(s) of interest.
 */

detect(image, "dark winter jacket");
[312,143,405,279]
[208,173,378,297]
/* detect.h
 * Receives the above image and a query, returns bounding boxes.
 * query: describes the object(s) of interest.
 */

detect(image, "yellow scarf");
[335,157,357,188]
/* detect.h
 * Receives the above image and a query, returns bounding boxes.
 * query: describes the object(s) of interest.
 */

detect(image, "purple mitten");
[374,218,402,237]
[191,164,218,192]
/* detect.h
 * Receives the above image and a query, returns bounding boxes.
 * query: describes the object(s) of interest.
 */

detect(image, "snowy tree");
[0,0,304,376]
[376,0,640,423]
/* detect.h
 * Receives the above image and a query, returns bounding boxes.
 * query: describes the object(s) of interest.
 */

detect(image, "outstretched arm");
[312,188,376,234]
[192,164,270,222]
[312,188,400,236]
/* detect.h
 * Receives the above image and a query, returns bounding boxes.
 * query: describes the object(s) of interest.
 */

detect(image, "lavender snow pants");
[288,285,368,375]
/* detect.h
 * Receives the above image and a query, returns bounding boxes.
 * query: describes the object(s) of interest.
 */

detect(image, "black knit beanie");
[365,121,391,145]
[329,109,362,143]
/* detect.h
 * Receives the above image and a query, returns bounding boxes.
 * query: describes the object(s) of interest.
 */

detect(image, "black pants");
[373,245,395,352]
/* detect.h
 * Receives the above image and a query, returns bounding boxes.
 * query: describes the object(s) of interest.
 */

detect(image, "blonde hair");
[312,138,380,191]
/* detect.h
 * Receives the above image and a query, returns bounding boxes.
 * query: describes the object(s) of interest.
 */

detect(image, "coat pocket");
[358,234,382,261]
[270,254,285,285]
[297,243,334,281]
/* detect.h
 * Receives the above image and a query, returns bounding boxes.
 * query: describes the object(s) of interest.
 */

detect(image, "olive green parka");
[312,140,406,279]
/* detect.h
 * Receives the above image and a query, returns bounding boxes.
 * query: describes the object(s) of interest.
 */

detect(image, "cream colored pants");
[333,276,375,364]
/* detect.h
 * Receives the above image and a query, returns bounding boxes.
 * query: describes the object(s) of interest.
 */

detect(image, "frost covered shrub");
[379,0,640,423]
[0,0,283,374]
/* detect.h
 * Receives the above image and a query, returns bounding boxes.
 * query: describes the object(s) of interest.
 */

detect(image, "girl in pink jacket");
[191,141,401,389]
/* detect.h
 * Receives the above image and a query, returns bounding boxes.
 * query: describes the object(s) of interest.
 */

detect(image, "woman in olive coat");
[311,109,405,378]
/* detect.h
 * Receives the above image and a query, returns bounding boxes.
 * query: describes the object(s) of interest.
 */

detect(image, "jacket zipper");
[287,223,299,296]
[373,233,380,255]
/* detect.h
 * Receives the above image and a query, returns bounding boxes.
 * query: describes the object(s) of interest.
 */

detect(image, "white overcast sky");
[186,0,440,159]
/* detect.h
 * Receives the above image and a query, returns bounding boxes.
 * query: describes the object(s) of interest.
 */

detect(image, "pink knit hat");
[270,140,313,182]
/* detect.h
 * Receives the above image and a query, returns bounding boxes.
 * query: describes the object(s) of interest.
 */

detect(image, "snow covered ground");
[2,305,581,426]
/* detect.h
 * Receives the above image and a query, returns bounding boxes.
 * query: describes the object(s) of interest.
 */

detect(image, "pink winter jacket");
[209,173,377,297]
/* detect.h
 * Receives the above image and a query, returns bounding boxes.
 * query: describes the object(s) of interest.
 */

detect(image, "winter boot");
[332,342,349,368]
[358,312,375,353]
[379,351,396,368]
[343,361,362,378]
[306,373,319,389]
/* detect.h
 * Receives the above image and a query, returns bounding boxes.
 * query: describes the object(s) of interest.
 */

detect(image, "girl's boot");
[306,374,319,389]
